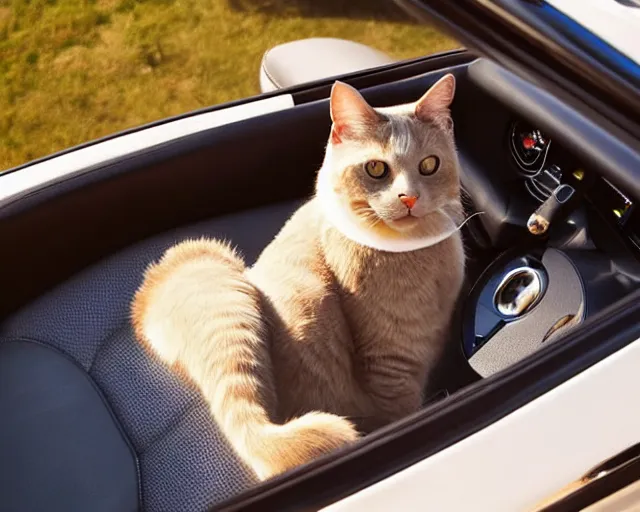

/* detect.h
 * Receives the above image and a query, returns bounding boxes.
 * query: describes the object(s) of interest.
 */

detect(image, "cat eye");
[419,155,440,176]
[364,160,389,179]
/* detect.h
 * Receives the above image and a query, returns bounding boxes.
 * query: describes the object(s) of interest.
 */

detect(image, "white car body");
[1,2,638,510]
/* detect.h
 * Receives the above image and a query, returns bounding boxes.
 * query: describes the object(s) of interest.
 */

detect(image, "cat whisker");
[357,207,384,229]
[363,217,383,230]
[451,211,485,232]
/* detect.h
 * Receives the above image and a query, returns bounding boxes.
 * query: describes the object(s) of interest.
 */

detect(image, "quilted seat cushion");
[0,200,298,511]
[0,339,139,512]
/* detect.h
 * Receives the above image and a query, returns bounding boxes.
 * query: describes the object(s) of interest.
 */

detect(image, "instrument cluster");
[508,118,640,257]
[508,120,579,202]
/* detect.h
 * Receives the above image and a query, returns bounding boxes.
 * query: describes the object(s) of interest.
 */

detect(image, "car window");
[0,0,458,172]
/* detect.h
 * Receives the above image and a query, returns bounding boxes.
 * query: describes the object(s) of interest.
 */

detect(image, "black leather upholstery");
[0,200,299,511]
[0,340,139,512]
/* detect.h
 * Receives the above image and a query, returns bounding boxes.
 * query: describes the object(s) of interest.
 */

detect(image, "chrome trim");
[493,266,546,317]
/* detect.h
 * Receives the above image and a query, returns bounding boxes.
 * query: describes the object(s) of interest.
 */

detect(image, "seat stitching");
[260,50,281,89]
[86,322,204,455]
[140,399,201,457]
[0,335,144,509]
[88,321,132,373]
[84,322,204,456]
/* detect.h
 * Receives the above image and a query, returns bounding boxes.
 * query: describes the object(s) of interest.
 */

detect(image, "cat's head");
[316,74,463,253]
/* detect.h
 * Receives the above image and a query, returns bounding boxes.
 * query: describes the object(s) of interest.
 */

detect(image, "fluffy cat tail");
[131,238,358,480]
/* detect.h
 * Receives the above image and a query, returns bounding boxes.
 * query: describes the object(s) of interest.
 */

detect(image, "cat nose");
[399,194,418,209]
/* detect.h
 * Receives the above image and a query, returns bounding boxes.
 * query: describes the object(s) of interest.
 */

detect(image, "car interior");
[1,48,640,511]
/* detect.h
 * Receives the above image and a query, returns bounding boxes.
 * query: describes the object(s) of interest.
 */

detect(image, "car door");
[1,2,639,511]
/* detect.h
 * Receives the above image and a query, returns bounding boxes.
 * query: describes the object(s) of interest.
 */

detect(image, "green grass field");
[0,0,458,170]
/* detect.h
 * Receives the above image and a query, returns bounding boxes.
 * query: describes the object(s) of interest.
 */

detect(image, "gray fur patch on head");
[386,115,415,156]
[377,111,444,157]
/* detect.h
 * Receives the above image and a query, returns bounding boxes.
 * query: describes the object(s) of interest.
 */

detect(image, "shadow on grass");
[227,0,418,23]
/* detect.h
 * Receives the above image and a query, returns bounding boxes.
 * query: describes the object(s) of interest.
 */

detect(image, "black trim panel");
[539,444,640,511]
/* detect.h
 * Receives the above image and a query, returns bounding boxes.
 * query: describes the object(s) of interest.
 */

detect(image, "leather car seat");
[259,37,395,93]
[0,201,298,512]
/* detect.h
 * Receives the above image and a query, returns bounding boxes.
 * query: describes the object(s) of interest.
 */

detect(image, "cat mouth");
[388,213,421,231]
[387,209,447,233]
[391,214,419,225]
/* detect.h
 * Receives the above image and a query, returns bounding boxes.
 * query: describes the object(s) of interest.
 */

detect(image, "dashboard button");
[509,120,551,176]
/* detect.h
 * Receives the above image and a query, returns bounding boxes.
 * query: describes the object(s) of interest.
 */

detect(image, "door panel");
[322,337,640,512]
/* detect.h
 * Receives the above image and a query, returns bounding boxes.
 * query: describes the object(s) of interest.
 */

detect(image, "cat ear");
[330,81,382,143]
[415,73,456,129]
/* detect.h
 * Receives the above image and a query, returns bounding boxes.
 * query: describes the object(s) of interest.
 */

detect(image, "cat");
[131,73,466,481]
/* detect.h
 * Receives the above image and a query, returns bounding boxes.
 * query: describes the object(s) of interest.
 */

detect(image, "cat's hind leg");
[131,238,357,480]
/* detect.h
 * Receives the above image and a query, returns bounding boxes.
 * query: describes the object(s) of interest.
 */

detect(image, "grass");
[0,0,458,170]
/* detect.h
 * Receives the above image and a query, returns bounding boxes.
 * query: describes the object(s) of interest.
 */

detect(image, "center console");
[460,246,635,377]
[456,113,640,378]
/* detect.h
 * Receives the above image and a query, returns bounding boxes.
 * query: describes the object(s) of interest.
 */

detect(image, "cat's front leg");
[357,354,425,427]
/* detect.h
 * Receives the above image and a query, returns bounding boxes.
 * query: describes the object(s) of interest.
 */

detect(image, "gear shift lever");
[527,183,576,235]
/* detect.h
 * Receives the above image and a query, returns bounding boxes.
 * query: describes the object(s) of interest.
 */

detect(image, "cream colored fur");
[132,74,466,481]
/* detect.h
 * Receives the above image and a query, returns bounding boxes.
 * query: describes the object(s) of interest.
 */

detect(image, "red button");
[522,136,536,150]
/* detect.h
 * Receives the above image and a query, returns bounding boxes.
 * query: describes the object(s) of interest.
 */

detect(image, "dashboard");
[457,116,640,376]
[508,119,640,260]
[452,62,640,378]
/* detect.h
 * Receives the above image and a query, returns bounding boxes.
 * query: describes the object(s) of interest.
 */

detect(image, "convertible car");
[1,0,639,511]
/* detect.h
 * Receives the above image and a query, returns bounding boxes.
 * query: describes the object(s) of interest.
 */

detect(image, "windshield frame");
[396,0,640,139]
